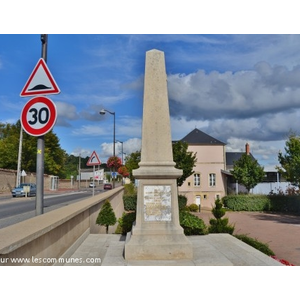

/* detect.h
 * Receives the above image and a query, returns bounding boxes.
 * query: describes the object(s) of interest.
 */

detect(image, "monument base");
[125,230,193,260]
[124,178,193,260]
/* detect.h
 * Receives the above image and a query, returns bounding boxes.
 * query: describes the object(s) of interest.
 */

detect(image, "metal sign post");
[86,151,101,197]
[36,35,47,215]
[20,34,60,216]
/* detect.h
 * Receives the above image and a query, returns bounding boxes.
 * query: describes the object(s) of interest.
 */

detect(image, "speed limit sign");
[21,96,57,136]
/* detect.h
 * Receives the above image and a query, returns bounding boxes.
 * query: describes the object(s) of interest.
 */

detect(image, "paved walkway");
[196,209,300,266]
[57,233,282,266]
[57,208,300,266]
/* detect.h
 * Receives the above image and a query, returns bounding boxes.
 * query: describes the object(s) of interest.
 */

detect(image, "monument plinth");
[124,49,193,260]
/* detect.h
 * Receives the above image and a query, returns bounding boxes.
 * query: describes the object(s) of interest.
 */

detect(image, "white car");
[89,182,96,188]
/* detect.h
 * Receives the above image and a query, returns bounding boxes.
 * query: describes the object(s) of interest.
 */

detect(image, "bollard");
[198,204,201,212]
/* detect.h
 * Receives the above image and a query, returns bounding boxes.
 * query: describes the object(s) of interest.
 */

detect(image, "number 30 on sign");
[21,96,57,136]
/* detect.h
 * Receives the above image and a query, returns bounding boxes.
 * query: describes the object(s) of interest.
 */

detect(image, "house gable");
[180,128,226,146]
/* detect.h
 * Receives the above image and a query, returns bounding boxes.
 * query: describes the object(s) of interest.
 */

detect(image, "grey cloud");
[168,62,300,141]
[55,102,79,127]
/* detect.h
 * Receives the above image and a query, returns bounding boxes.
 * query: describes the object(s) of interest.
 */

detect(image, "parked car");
[11,183,37,197]
[89,182,96,188]
[103,183,112,190]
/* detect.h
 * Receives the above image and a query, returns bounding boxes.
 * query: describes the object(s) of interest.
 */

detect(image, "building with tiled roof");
[177,129,256,208]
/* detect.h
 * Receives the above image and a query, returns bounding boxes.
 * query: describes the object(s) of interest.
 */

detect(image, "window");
[194,173,200,186]
[209,173,216,187]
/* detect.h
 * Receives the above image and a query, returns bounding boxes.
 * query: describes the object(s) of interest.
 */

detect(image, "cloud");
[71,148,92,158]
[55,102,79,127]
[71,124,108,136]
[168,61,300,143]
[100,138,142,161]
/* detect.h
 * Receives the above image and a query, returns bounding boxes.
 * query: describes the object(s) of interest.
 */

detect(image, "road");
[0,188,103,229]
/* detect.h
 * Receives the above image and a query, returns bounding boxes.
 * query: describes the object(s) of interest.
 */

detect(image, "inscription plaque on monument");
[144,185,171,221]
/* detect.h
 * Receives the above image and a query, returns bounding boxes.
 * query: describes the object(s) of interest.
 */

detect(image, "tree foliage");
[230,153,265,192]
[172,141,197,186]
[125,151,141,182]
[96,199,117,234]
[208,197,235,234]
[0,121,66,177]
[277,133,300,188]
[124,141,197,186]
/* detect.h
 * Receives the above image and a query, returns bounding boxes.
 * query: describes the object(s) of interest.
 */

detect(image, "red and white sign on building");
[20,58,60,97]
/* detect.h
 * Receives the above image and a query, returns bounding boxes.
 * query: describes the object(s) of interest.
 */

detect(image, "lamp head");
[99,109,106,115]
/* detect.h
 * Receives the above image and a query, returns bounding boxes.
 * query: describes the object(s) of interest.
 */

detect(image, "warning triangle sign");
[86,151,101,166]
[20,58,61,97]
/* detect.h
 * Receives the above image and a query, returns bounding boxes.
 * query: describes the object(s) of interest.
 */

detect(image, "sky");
[1,34,300,169]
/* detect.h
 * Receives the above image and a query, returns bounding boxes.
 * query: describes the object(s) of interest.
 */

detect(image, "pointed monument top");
[133,49,182,179]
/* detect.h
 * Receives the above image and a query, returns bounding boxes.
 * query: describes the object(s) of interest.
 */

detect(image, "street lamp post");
[116,140,123,164]
[116,140,124,186]
[100,109,115,188]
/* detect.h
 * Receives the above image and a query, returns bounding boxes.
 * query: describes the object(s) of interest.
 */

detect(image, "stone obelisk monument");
[125,49,193,260]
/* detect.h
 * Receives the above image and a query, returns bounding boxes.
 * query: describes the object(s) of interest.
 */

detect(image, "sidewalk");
[57,233,282,266]
[58,208,299,266]
[195,208,300,266]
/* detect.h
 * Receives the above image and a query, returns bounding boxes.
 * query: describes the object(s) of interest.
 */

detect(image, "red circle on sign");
[21,96,57,136]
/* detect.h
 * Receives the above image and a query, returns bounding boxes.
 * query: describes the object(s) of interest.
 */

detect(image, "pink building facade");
[178,129,228,209]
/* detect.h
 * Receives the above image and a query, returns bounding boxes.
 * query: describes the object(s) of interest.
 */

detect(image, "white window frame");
[194,173,200,187]
[209,173,216,187]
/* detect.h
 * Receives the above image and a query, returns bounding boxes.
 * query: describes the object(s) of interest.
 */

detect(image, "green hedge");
[269,195,300,214]
[115,212,136,235]
[234,234,275,256]
[223,194,300,214]
[178,195,188,210]
[223,195,270,211]
[123,194,137,211]
[179,211,207,235]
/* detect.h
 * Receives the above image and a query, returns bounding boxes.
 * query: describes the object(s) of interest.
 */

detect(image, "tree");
[208,197,234,234]
[230,153,265,193]
[0,121,67,177]
[125,142,197,186]
[125,151,141,182]
[172,141,197,186]
[96,199,117,234]
[277,133,300,188]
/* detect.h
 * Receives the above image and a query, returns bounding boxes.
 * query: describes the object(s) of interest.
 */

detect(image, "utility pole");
[16,127,23,187]
[36,34,48,215]
[78,154,81,189]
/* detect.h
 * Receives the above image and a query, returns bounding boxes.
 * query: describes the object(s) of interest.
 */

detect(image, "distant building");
[176,128,286,209]
[177,128,227,208]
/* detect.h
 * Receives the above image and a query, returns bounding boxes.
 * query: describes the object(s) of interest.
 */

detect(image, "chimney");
[245,143,250,155]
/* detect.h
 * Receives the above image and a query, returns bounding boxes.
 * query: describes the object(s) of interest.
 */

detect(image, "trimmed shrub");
[223,194,270,211]
[116,212,136,235]
[123,194,137,211]
[96,199,117,234]
[179,211,207,235]
[208,198,235,234]
[178,194,188,211]
[124,183,136,196]
[188,203,199,212]
[209,218,235,234]
[234,234,275,256]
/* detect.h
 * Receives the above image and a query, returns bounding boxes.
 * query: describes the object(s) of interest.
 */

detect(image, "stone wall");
[0,168,76,194]
[0,186,124,266]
